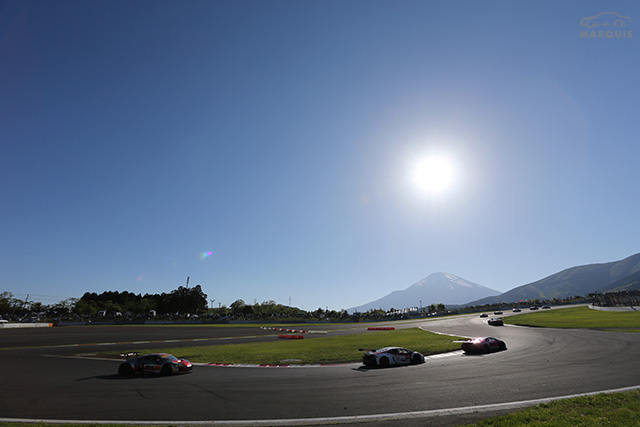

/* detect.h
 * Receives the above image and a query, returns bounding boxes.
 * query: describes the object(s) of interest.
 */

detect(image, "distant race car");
[479,313,488,318]
[461,337,507,354]
[361,347,425,368]
[488,317,504,326]
[118,353,193,376]
[512,308,521,312]
[494,311,503,315]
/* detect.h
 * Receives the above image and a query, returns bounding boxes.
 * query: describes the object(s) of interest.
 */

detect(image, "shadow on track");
[352,364,424,372]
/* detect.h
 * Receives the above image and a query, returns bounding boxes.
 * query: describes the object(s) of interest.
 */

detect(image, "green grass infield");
[463,390,640,426]
[106,327,464,365]
[504,306,640,331]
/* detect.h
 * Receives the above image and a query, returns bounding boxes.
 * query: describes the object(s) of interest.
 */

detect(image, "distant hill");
[349,273,499,313]
[466,252,640,306]
[601,269,640,292]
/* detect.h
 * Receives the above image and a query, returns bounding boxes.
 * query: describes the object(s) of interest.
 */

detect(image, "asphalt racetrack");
[1,307,639,426]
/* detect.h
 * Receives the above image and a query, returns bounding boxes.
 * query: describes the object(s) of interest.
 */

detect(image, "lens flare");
[200,251,213,260]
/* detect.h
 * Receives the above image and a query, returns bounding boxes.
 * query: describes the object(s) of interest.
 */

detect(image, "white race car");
[361,347,425,368]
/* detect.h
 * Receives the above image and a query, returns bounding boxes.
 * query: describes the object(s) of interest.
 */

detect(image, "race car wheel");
[118,363,133,375]
[499,342,507,351]
[411,354,423,364]
[379,357,390,368]
[161,364,173,376]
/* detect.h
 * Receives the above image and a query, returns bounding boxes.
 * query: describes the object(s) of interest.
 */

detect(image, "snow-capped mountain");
[349,272,499,313]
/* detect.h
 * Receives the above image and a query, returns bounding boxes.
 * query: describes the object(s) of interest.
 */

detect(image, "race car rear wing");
[119,351,140,358]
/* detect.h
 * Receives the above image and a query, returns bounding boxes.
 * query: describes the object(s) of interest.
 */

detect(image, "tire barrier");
[367,327,395,330]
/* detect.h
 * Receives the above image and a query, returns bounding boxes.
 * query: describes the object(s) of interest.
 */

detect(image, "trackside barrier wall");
[0,323,53,329]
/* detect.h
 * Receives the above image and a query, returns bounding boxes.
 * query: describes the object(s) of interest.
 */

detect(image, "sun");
[411,155,456,195]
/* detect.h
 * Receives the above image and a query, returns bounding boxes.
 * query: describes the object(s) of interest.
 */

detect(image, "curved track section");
[0,310,638,425]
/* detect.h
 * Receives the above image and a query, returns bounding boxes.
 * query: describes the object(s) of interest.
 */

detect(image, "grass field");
[463,390,640,426]
[504,306,640,331]
[108,327,464,365]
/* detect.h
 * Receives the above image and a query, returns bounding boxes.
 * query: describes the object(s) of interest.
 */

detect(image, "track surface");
[1,307,639,425]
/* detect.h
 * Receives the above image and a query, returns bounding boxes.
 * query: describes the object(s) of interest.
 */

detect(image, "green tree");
[230,299,246,315]
[0,292,16,315]
[74,299,97,316]
[52,298,76,316]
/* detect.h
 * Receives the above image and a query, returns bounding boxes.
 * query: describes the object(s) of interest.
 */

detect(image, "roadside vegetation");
[104,327,464,365]
[504,306,640,331]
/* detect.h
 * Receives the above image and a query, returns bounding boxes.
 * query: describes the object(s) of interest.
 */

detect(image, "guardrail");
[0,323,53,329]
[589,304,639,312]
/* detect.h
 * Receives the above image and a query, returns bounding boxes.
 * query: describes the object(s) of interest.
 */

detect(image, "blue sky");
[2,0,639,311]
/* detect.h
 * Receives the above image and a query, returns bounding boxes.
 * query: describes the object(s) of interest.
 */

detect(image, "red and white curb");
[260,327,327,334]
[196,350,462,368]
[199,362,356,368]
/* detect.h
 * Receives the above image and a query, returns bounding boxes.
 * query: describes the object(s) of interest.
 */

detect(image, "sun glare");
[412,155,456,195]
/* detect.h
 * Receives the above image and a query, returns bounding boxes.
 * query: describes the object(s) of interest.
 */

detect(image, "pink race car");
[461,337,507,354]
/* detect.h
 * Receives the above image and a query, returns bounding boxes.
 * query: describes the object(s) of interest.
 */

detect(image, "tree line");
[1,288,353,321]
[3,286,529,322]
[74,285,208,316]
[0,286,208,320]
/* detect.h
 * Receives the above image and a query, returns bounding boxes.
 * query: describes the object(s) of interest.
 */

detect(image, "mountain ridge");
[466,252,640,306]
